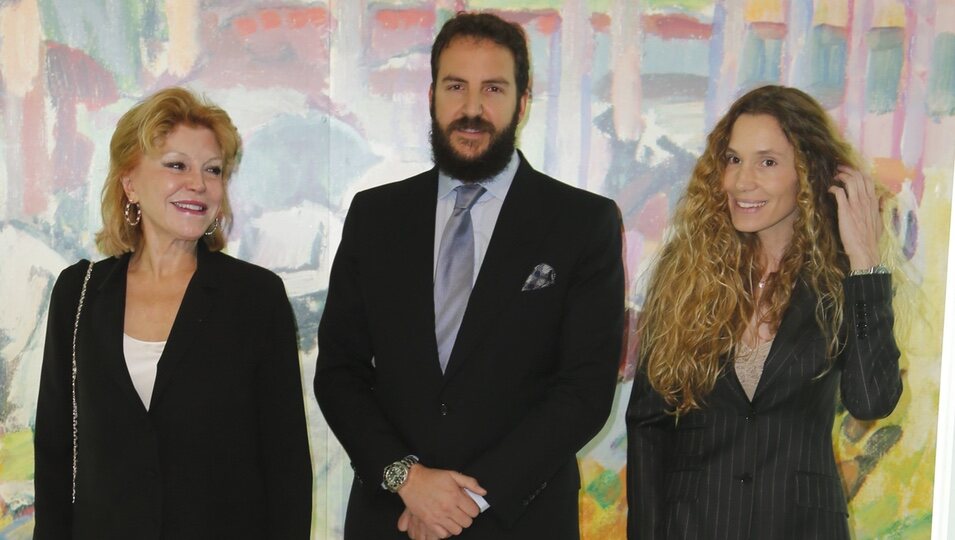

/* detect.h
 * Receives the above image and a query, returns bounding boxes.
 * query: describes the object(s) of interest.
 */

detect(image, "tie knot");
[453,184,486,211]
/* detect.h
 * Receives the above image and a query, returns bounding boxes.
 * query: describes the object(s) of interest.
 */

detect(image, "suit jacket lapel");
[752,281,815,400]
[149,245,217,409]
[400,171,445,381]
[89,254,144,408]
[443,156,552,380]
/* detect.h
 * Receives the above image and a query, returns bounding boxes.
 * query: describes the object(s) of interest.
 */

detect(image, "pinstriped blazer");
[626,274,902,540]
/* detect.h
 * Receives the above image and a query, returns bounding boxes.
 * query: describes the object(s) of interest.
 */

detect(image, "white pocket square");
[522,263,556,291]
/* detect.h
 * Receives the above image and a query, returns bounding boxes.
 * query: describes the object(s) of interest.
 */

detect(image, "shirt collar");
[437,151,520,202]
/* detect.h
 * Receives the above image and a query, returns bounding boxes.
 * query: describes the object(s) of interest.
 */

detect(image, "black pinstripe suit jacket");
[626,274,902,540]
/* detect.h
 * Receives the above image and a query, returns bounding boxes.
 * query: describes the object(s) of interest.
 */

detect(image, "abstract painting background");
[0,1,952,538]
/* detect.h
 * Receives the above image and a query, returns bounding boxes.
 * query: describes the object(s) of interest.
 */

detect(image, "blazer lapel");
[401,171,445,381]
[89,254,144,408]
[752,280,816,400]
[442,157,552,380]
[149,245,217,409]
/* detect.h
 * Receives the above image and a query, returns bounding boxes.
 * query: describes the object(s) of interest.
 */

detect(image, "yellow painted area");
[813,0,849,27]
[873,0,906,28]
[745,0,785,23]
[834,167,951,538]
[0,430,35,481]
[0,0,41,97]
[579,459,627,540]
[164,0,200,77]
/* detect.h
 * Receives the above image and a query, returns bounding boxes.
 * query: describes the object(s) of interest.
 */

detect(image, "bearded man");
[315,12,624,540]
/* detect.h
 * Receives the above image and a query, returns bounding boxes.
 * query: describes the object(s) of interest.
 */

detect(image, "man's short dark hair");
[430,12,531,99]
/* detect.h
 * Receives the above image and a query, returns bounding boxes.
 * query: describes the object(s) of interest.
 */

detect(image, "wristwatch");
[849,264,890,277]
[383,455,419,493]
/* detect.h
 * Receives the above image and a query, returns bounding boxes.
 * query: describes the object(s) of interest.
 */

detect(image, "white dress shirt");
[431,151,519,512]
[433,152,519,280]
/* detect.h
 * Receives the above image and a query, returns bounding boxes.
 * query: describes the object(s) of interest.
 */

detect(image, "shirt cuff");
[465,488,490,512]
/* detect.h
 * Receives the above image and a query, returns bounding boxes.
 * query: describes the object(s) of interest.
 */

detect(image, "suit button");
[736,473,752,484]
[440,403,449,416]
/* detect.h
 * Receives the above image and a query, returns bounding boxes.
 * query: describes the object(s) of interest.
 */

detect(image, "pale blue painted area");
[231,111,378,214]
[739,32,781,88]
[785,0,815,89]
[865,27,905,114]
[806,25,848,108]
[38,0,163,90]
[642,36,711,76]
[705,1,727,128]
[928,32,955,117]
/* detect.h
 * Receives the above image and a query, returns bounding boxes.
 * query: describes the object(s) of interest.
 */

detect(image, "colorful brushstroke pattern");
[1,1,953,538]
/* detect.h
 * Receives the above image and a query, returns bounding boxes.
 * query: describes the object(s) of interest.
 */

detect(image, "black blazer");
[626,275,902,540]
[34,246,312,540]
[315,154,625,539]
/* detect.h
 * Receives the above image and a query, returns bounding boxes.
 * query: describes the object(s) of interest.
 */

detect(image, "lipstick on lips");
[171,200,208,214]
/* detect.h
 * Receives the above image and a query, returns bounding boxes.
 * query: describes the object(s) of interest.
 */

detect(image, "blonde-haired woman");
[34,87,312,538]
[626,85,901,539]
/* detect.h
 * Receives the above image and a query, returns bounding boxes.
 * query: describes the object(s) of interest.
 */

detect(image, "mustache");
[446,116,496,133]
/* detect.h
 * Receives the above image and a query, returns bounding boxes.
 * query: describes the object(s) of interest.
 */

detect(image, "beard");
[430,105,520,183]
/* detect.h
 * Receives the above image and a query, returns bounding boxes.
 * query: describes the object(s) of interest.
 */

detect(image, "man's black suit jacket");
[315,154,625,539]
[627,275,902,539]
[34,245,312,539]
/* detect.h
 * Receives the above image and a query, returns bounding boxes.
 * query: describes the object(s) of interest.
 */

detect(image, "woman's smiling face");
[123,124,224,248]
[722,113,800,255]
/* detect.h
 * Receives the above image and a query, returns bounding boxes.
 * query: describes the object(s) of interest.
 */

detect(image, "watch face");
[384,462,408,491]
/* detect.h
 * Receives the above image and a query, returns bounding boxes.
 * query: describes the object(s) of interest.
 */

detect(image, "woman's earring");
[124,201,141,226]
[204,217,219,236]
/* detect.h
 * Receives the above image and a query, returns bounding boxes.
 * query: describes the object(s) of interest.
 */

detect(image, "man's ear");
[428,83,434,106]
[517,89,530,124]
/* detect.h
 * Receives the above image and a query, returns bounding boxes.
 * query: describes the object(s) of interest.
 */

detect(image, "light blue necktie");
[434,184,486,372]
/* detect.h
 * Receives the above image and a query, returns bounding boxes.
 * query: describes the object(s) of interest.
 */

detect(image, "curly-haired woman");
[626,85,902,539]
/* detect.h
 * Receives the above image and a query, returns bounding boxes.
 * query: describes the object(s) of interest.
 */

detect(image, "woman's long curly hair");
[639,85,867,415]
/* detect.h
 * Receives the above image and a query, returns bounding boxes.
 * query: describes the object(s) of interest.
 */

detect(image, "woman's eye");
[164,161,186,171]
[206,166,223,176]
[762,159,777,167]
[726,155,740,164]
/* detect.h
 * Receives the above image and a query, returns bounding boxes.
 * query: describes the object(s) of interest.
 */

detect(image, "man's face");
[429,37,528,182]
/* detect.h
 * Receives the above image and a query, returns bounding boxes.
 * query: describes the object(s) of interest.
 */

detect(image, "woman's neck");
[129,240,199,281]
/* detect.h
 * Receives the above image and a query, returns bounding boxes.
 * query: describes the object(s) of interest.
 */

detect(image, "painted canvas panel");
[1,0,953,538]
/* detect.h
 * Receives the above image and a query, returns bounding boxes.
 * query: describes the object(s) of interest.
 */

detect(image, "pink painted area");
[642,13,713,40]
[841,0,872,146]
[233,17,256,36]
[21,86,49,216]
[750,21,787,39]
[260,10,282,30]
[289,8,327,29]
[369,8,434,63]
[861,113,895,162]
[375,9,435,30]
[634,192,669,241]
[198,6,331,101]
[591,13,611,33]
[45,43,118,109]
[368,67,431,96]
[535,12,562,35]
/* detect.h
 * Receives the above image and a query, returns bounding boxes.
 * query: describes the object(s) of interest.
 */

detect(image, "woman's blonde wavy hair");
[639,85,889,415]
[95,87,242,256]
